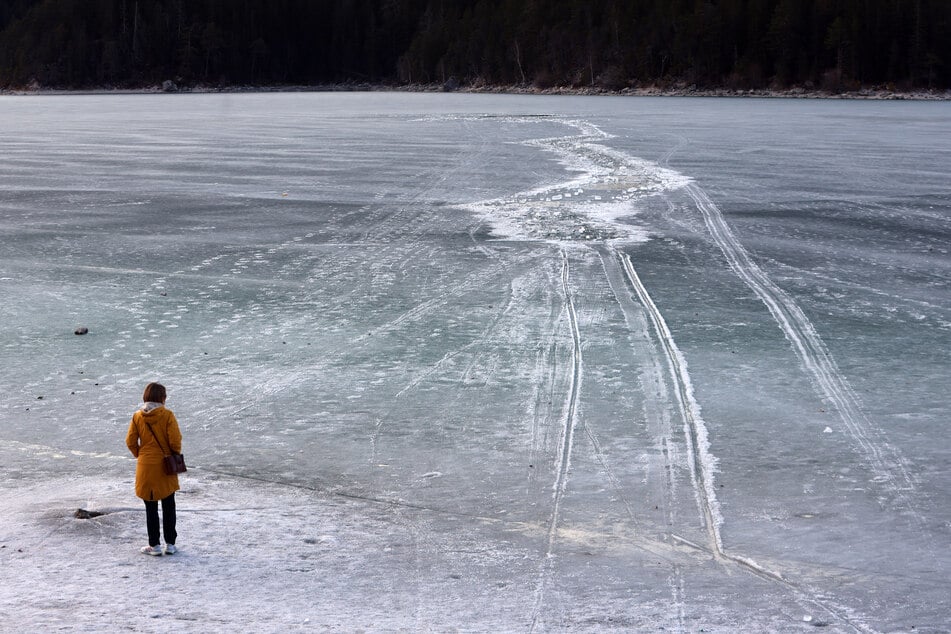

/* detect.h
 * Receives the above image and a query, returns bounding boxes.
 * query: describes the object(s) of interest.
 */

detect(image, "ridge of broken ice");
[455,116,692,244]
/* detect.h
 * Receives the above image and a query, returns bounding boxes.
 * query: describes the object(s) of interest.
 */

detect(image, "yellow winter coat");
[125,405,182,502]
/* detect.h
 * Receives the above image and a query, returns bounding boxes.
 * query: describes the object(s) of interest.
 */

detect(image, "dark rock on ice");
[74,509,104,519]
[74,327,89,335]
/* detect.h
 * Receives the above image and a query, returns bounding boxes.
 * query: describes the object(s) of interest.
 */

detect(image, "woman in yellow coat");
[125,382,182,556]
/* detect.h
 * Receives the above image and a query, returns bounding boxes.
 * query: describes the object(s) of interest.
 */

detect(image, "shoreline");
[3,81,950,101]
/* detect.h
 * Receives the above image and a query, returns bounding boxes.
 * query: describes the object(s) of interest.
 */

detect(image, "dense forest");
[1,0,949,91]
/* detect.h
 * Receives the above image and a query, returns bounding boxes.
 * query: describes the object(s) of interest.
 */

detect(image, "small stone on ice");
[74,327,89,335]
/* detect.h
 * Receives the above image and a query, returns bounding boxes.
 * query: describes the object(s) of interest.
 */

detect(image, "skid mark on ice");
[599,245,876,632]
[358,118,492,264]
[684,184,922,521]
[599,250,692,626]
[769,256,949,319]
[521,265,564,487]
[607,246,724,557]
[529,250,582,633]
[454,116,804,626]
[598,245,682,512]
[225,254,528,426]
[523,250,675,628]
[393,278,516,398]
[527,338,559,487]
[550,251,583,544]
[668,535,878,634]
[350,256,527,348]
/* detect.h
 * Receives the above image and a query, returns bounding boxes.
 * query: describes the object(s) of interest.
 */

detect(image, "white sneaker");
[140,545,163,556]
[164,544,177,555]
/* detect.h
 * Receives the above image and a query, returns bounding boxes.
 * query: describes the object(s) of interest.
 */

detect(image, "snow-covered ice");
[1,93,949,632]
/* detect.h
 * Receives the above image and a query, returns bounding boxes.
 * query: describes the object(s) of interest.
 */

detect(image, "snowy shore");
[3,451,552,632]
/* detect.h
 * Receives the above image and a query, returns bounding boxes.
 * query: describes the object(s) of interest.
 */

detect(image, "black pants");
[144,493,177,547]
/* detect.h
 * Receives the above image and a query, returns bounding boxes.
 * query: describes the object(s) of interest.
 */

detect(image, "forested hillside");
[1,0,948,91]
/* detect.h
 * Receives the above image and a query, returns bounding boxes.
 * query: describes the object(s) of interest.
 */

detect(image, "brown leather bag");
[146,422,187,475]
[162,452,187,475]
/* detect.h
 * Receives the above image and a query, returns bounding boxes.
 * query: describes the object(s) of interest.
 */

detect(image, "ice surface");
[1,93,949,631]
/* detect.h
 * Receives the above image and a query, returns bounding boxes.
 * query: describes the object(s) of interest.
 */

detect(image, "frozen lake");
[1,92,949,632]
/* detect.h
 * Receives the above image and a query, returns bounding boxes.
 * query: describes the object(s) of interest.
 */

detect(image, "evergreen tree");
[0,0,947,90]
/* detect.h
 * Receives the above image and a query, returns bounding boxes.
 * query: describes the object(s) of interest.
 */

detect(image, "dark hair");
[143,382,167,403]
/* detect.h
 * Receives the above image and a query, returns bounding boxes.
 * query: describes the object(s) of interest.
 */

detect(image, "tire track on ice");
[602,246,879,634]
[522,265,563,488]
[683,183,922,522]
[598,248,691,628]
[548,253,583,540]
[529,249,583,633]
[450,115,879,631]
[525,249,668,630]
[607,246,725,557]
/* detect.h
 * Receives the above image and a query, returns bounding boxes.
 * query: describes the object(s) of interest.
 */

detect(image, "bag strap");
[144,420,171,458]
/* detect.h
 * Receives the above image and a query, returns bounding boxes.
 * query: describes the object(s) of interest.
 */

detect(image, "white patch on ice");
[457,116,691,244]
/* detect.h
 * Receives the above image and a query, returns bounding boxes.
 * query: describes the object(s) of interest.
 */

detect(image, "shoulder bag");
[145,420,187,475]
